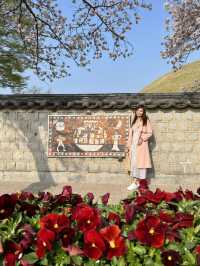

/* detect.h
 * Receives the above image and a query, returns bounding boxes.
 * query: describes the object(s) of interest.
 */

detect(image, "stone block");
[13,151,24,160]
[15,161,27,171]
[6,161,16,171]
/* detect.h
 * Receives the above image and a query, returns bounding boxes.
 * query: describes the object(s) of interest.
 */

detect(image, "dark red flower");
[36,228,55,258]
[161,250,181,266]
[195,245,200,254]
[3,241,23,266]
[85,192,94,204]
[84,230,106,260]
[38,192,53,202]
[19,203,39,217]
[40,213,70,234]
[135,195,147,206]
[62,186,72,200]
[133,215,167,248]
[173,189,184,201]
[61,228,75,247]
[163,192,177,202]
[4,253,16,266]
[172,213,193,229]
[159,212,174,224]
[100,225,126,260]
[0,194,17,220]
[197,254,200,266]
[144,189,166,204]
[184,189,195,200]
[19,225,35,250]
[71,194,83,205]
[108,212,121,226]
[101,193,110,205]
[72,203,101,232]
[19,191,35,201]
[138,179,149,190]
[124,204,136,224]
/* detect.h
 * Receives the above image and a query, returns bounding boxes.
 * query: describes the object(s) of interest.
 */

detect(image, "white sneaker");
[127,182,139,191]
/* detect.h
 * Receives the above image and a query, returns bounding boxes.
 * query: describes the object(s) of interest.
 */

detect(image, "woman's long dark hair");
[131,105,148,127]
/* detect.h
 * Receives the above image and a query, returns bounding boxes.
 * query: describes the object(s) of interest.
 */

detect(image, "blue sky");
[9,1,200,94]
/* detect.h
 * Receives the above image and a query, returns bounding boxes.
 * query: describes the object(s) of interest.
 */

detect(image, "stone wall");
[0,93,200,192]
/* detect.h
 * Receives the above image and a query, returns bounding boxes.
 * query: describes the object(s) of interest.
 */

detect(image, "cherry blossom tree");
[0,0,151,90]
[162,0,200,69]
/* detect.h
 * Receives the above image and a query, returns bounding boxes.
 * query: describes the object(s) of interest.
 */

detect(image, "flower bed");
[1,180,200,265]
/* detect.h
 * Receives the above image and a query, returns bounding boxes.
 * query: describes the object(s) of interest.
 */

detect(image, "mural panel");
[48,114,129,157]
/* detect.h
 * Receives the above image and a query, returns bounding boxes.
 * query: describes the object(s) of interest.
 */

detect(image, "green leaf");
[132,245,146,256]
[22,252,38,264]
[54,248,70,265]
[144,257,154,266]
[183,248,196,265]
[40,257,48,265]
[71,255,83,266]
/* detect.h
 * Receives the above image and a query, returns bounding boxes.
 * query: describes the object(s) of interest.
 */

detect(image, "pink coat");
[126,119,153,169]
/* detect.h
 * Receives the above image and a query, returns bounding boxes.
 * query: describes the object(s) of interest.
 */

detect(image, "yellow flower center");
[87,220,91,224]
[92,243,96,247]
[168,256,172,261]
[109,240,116,248]
[149,228,155,235]
[63,234,67,238]
[43,241,47,247]
[54,223,59,229]
[0,209,5,213]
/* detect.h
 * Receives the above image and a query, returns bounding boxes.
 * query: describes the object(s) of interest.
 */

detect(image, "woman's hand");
[138,138,143,145]
[125,147,129,153]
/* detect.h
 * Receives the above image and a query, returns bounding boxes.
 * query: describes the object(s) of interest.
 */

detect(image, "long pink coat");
[126,119,153,170]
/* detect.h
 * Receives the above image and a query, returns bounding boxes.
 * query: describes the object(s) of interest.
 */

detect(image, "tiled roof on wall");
[0,93,200,110]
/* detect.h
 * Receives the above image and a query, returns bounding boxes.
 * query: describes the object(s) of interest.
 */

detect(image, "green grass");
[141,60,200,93]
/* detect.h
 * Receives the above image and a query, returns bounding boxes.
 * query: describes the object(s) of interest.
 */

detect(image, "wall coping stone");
[0,92,200,110]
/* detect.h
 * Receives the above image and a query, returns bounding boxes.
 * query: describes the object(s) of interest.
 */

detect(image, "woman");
[126,105,153,190]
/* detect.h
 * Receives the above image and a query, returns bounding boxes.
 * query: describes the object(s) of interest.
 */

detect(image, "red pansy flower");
[124,204,136,224]
[144,189,166,204]
[163,192,177,202]
[61,186,72,200]
[84,230,106,260]
[161,250,181,266]
[172,213,193,229]
[0,194,17,220]
[36,228,55,258]
[40,213,70,234]
[4,253,16,266]
[135,195,147,206]
[19,191,35,201]
[19,203,39,217]
[138,179,149,190]
[19,225,35,250]
[38,191,53,202]
[72,203,101,232]
[101,193,110,205]
[3,241,23,266]
[133,215,167,248]
[100,225,126,260]
[159,212,174,224]
[108,212,121,226]
[85,192,95,204]
[184,189,195,200]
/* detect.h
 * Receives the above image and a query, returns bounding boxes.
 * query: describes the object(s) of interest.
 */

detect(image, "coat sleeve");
[141,119,152,142]
[126,127,133,149]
